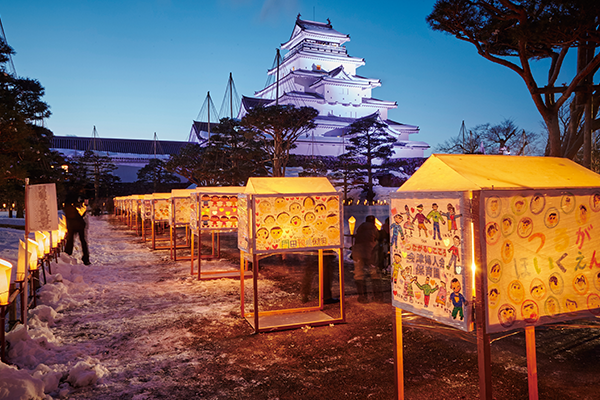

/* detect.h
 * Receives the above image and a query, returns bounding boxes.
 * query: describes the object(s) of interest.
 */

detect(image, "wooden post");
[0,304,6,363]
[318,249,324,308]
[473,191,493,400]
[525,326,539,400]
[393,308,404,400]
[253,254,259,334]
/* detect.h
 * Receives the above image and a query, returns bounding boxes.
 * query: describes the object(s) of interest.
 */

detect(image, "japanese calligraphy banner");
[26,183,58,232]
[390,192,473,331]
[482,189,600,333]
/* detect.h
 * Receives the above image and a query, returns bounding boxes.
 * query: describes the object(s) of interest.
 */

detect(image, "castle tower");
[239,16,429,158]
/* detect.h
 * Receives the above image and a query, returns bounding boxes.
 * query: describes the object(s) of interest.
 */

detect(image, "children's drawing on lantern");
[561,193,576,214]
[403,205,415,236]
[587,294,600,315]
[500,240,514,264]
[442,203,461,234]
[566,298,578,313]
[544,207,560,229]
[529,278,546,301]
[412,276,439,308]
[517,217,533,238]
[511,196,527,215]
[412,204,430,238]
[447,235,462,274]
[521,300,539,323]
[544,296,560,317]
[501,215,515,237]
[548,273,563,295]
[485,222,500,245]
[576,204,589,225]
[488,287,500,308]
[426,203,445,241]
[498,304,517,328]
[389,213,405,250]
[507,280,525,304]
[486,196,501,218]
[488,260,502,283]
[449,278,467,320]
[530,193,546,215]
[573,274,589,295]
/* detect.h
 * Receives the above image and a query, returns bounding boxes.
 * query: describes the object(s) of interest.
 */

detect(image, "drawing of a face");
[274,197,287,211]
[595,271,600,291]
[549,273,563,295]
[489,261,502,282]
[498,304,517,328]
[501,240,514,264]
[545,297,560,317]
[591,193,600,212]
[578,205,589,224]
[326,196,338,210]
[587,294,600,315]
[270,226,283,240]
[289,202,301,214]
[513,198,526,215]
[529,278,546,301]
[326,226,339,240]
[394,214,402,224]
[501,216,514,236]
[290,216,301,227]
[302,226,313,236]
[508,280,525,304]
[489,287,500,307]
[256,228,269,241]
[326,213,339,225]
[263,215,276,227]
[258,200,272,214]
[304,212,316,223]
[561,194,575,214]
[315,219,327,232]
[314,203,326,215]
[487,197,501,218]
[566,298,578,313]
[485,222,500,245]
[544,207,560,229]
[451,279,461,294]
[573,274,589,294]
[530,194,545,215]
[277,212,290,225]
[521,300,539,323]
[303,197,315,209]
[517,217,533,238]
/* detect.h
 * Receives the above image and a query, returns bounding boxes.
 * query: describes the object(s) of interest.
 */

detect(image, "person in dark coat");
[63,193,90,265]
[351,215,382,303]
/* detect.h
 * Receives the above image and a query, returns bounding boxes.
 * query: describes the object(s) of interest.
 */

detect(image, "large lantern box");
[150,193,172,250]
[390,154,600,398]
[169,189,197,261]
[189,187,245,280]
[237,177,345,333]
[140,194,153,241]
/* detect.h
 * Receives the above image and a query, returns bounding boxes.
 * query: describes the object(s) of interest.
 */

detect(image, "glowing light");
[348,216,356,235]
[0,258,13,305]
[375,218,382,230]
[471,221,477,294]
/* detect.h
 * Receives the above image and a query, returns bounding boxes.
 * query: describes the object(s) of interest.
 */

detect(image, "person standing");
[63,193,90,265]
[352,215,382,303]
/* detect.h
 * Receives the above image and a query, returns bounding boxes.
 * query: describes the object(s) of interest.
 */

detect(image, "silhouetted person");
[63,193,90,265]
[352,215,382,303]
[301,252,339,304]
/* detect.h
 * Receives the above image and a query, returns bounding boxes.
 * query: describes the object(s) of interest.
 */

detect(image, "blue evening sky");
[2,1,575,155]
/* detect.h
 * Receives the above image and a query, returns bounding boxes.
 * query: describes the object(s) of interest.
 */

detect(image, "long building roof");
[51,135,189,156]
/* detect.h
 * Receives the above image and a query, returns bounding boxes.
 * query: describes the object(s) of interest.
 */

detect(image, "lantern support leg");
[0,304,6,363]
[253,254,259,334]
[394,308,404,400]
[525,326,539,400]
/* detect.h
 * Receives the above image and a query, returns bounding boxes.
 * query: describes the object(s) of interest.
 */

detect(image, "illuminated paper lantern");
[28,238,43,262]
[27,239,39,271]
[348,216,356,235]
[35,231,50,255]
[17,240,27,282]
[51,230,59,248]
[0,259,13,305]
[374,217,382,230]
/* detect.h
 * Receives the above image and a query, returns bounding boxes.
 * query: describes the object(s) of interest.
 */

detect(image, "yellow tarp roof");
[171,188,196,198]
[245,177,336,194]
[399,154,600,192]
[152,193,171,199]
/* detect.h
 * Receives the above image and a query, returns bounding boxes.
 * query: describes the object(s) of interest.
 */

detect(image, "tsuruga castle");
[194,16,429,158]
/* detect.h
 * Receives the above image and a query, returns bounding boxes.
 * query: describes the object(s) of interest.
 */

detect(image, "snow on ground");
[0,215,260,399]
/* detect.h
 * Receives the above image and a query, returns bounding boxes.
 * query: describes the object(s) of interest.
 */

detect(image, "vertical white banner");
[26,183,59,232]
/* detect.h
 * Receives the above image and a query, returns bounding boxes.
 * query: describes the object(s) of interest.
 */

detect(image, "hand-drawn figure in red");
[412,204,430,238]
[442,203,462,234]
[447,235,461,274]
[412,276,439,308]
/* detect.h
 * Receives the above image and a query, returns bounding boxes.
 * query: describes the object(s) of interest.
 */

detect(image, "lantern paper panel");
[237,194,250,252]
[142,198,152,220]
[390,192,473,332]
[482,189,600,333]
[152,199,171,222]
[198,194,238,230]
[248,193,342,253]
[172,196,194,225]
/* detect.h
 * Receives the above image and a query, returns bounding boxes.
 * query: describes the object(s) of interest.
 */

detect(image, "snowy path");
[3,216,248,399]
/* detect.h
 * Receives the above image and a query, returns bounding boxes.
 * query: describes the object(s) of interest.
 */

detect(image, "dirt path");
[58,216,600,399]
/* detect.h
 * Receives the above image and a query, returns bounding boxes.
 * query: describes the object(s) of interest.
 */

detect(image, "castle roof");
[281,17,350,50]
